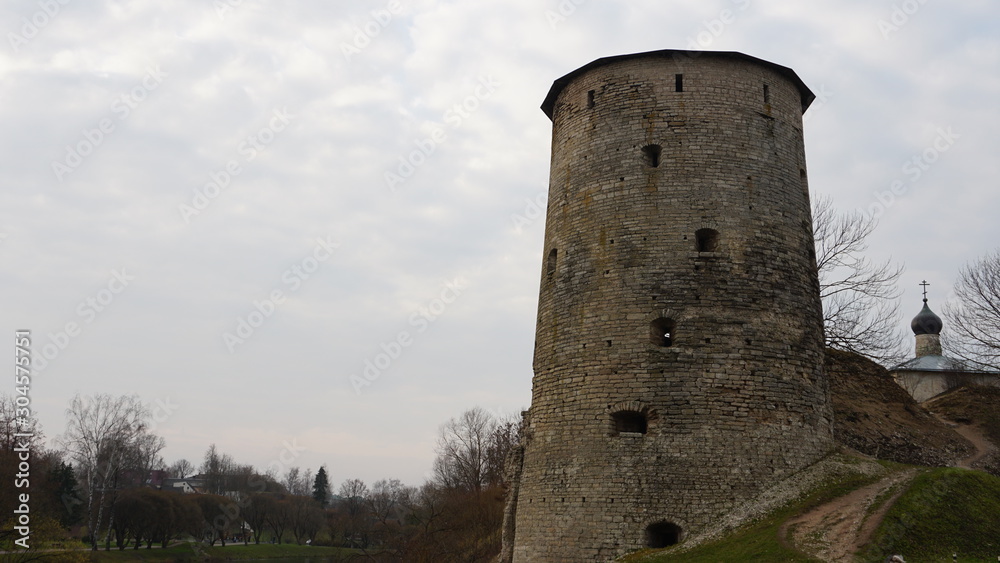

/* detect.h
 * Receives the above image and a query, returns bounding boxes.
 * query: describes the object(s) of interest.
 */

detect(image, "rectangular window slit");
[763,84,770,103]
[587,90,595,108]
[675,74,683,92]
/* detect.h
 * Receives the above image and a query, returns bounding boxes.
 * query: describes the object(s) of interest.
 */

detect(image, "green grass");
[860,467,1000,562]
[620,464,1000,563]
[620,467,884,563]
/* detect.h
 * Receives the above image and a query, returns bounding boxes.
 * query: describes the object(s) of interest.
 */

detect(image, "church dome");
[911,301,943,335]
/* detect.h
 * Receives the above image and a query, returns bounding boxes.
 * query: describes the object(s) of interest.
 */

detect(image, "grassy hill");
[622,462,1000,563]
[621,351,1000,563]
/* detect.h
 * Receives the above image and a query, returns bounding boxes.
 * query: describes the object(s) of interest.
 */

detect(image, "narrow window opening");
[763,84,770,103]
[675,74,683,92]
[587,90,595,108]
[546,248,557,281]
[646,522,681,548]
[641,144,662,168]
[650,318,675,347]
[612,411,648,434]
[695,228,719,252]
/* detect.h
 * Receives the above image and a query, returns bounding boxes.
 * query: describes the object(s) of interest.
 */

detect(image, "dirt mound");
[826,348,974,466]
[925,385,1000,475]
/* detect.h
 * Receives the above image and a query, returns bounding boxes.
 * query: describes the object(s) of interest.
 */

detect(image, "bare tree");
[1,393,48,552]
[484,416,520,488]
[434,408,493,492]
[366,478,407,550]
[168,458,194,479]
[200,444,235,494]
[944,249,1000,371]
[265,495,292,544]
[338,478,370,548]
[281,466,311,496]
[813,196,906,363]
[243,493,275,544]
[125,432,166,486]
[434,407,520,492]
[0,393,44,452]
[287,494,325,544]
[58,393,158,550]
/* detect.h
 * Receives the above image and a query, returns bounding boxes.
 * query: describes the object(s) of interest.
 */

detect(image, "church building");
[891,284,1000,402]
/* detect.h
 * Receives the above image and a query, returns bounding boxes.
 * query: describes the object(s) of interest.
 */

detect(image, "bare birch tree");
[58,393,159,550]
[813,196,906,363]
[944,249,1000,371]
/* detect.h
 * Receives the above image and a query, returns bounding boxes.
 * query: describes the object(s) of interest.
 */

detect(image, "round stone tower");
[511,50,834,562]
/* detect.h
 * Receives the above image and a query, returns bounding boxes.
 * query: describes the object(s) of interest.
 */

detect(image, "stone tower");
[510,50,834,562]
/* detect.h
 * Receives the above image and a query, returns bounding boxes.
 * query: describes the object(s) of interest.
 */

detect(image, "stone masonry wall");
[511,52,834,562]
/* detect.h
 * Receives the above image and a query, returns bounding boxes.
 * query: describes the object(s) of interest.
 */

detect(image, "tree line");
[1,394,519,562]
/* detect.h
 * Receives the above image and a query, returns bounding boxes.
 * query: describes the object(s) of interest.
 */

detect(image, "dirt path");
[927,410,995,469]
[950,423,994,469]
[779,469,917,563]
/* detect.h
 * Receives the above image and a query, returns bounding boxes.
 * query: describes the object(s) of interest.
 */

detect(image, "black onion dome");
[911,301,943,335]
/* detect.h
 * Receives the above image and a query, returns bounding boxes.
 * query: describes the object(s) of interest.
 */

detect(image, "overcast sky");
[2,0,998,486]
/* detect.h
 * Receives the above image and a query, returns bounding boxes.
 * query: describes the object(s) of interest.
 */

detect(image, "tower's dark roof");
[911,301,943,335]
[540,49,816,119]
